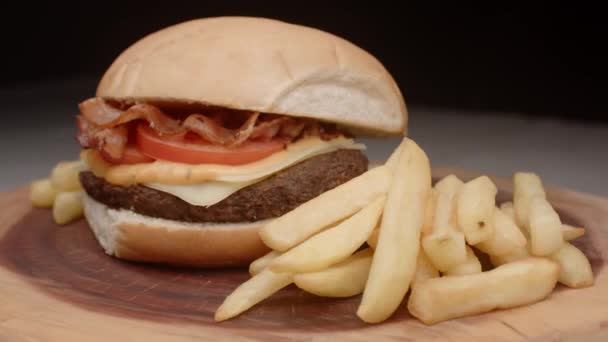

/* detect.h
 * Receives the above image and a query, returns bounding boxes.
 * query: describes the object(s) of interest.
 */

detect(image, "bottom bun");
[82,194,271,267]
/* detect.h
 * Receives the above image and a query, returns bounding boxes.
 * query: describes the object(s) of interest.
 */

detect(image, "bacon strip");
[80,98,181,134]
[79,98,123,126]
[250,117,289,141]
[279,120,307,140]
[76,115,128,159]
[183,112,259,147]
[75,97,344,158]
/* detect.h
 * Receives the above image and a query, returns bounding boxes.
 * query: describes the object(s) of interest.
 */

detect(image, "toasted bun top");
[96,16,407,135]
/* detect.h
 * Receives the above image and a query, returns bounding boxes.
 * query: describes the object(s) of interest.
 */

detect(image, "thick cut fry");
[52,191,84,224]
[423,181,468,271]
[214,269,293,322]
[249,251,280,276]
[414,249,439,283]
[476,208,527,257]
[456,176,497,244]
[489,245,530,267]
[513,172,546,229]
[549,243,594,288]
[259,166,391,251]
[384,143,402,173]
[500,201,515,220]
[357,138,431,323]
[500,201,513,210]
[433,175,463,232]
[422,232,467,272]
[51,160,84,192]
[444,246,482,276]
[433,191,459,233]
[369,169,439,249]
[561,224,585,241]
[434,175,464,196]
[408,258,559,325]
[367,227,380,249]
[528,196,564,256]
[270,196,385,273]
[30,179,57,208]
[293,249,373,297]
[421,188,438,236]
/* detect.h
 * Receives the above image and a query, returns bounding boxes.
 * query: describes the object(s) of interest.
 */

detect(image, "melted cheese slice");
[145,180,259,207]
[82,137,365,206]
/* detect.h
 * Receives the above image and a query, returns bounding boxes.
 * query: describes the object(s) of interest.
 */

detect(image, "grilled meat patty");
[80,149,368,223]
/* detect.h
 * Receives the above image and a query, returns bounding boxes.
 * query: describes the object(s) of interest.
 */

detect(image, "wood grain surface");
[0,167,607,341]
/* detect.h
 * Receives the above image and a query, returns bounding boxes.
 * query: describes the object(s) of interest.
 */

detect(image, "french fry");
[433,176,463,234]
[422,232,467,272]
[215,269,293,321]
[444,246,482,276]
[384,143,402,173]
[367,227,380,249]
[528,196,564,256]
[456,176,497,244]
[357,138,431,323]
[500,201,515,220]
[293,249,373,297]
[370,153,437,249]
[549,242,594,288]
[561,224,585,241]
[29,178,57,208]
[259,166,391,251]
[50,160,84,192]
[489,244,530,267]
[249,251,281,276]
[369,191,445,247]
[52,191,84,224]
[500,201,513,210]
[513,172,546,229]
[408,258,559,325]
[422,177,467,271]
[414,249,440,283]
[270,196,384,273]
[434,175,464,196]
[421,188,438,236]
[433,190,459,231]
[476,208,527,257]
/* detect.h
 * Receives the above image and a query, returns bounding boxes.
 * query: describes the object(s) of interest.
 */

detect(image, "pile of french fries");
[215,137,594,325]
[29,160,85,224]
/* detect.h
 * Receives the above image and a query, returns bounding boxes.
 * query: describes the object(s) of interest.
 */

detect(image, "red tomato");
[101,145,155,164]
[135,123,287,165]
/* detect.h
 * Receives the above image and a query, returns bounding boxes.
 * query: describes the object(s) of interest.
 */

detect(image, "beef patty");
[80,149,368,223]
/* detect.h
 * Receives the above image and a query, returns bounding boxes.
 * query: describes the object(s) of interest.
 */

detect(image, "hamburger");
[76,16,407,267]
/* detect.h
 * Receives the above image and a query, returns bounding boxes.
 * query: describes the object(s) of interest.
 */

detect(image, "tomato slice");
[135,123,287,165]
[100,144,155,164]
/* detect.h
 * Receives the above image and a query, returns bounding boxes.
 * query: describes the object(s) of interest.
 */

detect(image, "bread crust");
[96,16,407,135]
[83,194,270,267]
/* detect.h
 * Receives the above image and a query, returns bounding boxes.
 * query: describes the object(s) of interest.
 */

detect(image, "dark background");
[2,2,605,122]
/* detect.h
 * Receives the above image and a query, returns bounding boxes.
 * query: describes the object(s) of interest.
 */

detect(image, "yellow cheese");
[145,180,259,207]
[82,136,365,187]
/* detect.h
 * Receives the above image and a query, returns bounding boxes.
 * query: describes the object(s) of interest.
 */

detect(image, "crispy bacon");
[75,97,344,159]
[114,103,182,134]
[76,115,128,159]
[80,98,181,134]
[278,120,307,140]
[79,98,123,126]
[183,112,259,147]
[250,117,289,141]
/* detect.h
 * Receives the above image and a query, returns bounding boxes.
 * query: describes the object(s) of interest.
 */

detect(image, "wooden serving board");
[0,168,607,341]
